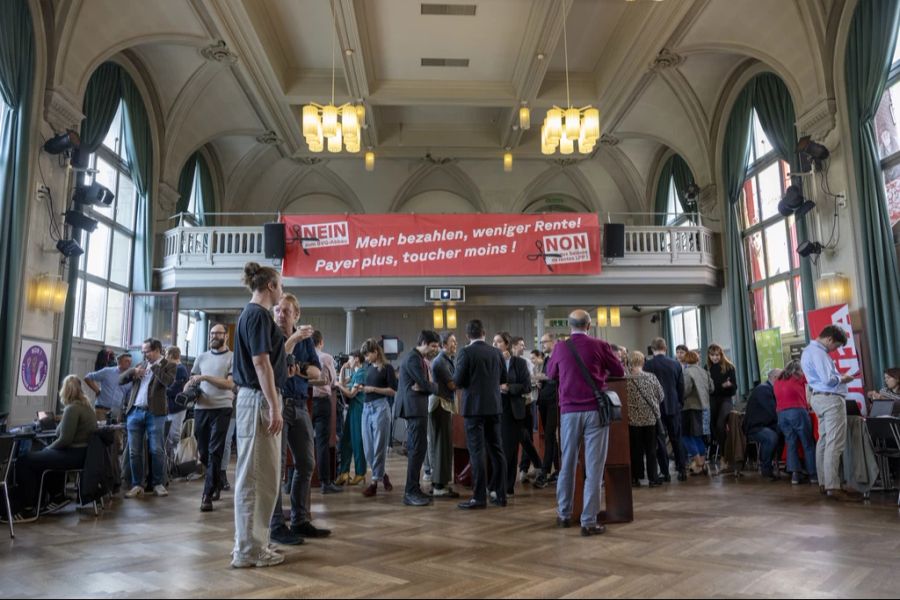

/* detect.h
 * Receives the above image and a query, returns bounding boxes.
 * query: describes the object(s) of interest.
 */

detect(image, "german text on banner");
[806,304,867,412]
[280,213,602,278]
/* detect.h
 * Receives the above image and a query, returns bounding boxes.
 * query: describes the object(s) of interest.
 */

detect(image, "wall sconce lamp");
[27,274,68,313]
[815,272,851,307]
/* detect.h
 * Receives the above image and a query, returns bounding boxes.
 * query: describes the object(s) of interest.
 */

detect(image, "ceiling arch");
[276,164,365,215]
[390,163,487,213]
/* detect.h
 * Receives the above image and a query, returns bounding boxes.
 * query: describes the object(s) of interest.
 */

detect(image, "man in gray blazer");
[119,338,177,498]
[396,330,441,506]
[453,320,508,509]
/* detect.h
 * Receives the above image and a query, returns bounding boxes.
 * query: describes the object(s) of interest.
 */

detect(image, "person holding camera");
[269,293,330,545]
[189,324,235,512]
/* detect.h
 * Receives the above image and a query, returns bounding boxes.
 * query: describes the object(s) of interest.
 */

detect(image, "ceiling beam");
[332,0,379,147]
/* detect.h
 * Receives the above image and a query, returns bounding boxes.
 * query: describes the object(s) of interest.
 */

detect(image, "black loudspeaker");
[604,223,625,258]
[264,222,286,259]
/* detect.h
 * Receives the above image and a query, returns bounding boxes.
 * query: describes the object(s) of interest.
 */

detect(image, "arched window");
[71,101,137,347]
[670,306,701,350]
[739,109,803,336]
[874,30,900,237]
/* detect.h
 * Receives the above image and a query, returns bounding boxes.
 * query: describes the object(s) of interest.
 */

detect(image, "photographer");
[189,324,235,512]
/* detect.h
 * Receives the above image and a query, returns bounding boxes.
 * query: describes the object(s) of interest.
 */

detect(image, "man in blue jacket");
[644,337,687,482]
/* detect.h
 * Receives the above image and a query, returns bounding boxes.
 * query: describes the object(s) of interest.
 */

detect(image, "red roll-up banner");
[806,304,866,412]
[280,213,602,278]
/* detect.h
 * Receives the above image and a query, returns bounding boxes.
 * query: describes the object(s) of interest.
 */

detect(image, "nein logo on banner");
[542,232,591,265]
[300,221,350,249]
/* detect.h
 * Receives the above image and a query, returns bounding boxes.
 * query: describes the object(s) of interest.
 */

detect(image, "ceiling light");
[597,307,608,328]
[519,104,530,130]
[537,53,545,61]
[540,1,601,155]
[365,150,375,172]
[503,152,513,172]
[610,306,621,328]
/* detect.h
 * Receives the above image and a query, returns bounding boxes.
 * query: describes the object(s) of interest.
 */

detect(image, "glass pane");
[129,293,178,349]
[116,173,136,230]
[876,83,900,159]
[671,309,685,348]
[684,308,700,351]
[751,287,769,331]
[110,231,132,287]
[91,157,117,220]
[86,222,111,278]
[102,102,123,155]
[768,280,795,334]
[746,231,766,282]
[741,178,759,229]
[883,162,900,228]
[758,162,783,221]
[83,282,107,341]
[788,216,800,270]
[764,222,791,277]
[72,277,84,338]
[105,289,127,347]
[752,111,773,161]
[794,275,806,334]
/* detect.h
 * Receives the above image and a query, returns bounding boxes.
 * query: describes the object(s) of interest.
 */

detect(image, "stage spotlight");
[64,210,98,233]
[685,183,701,200]
[56,239,84,258]
[797,241,823,258]
[43,130,80,155]
[73,182,115,207]
[797,136,830,161]
[778,185,816,219]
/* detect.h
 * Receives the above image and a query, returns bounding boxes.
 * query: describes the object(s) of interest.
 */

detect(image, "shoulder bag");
[564,339,621,426]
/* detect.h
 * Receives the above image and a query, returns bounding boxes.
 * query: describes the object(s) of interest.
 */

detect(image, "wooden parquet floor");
[2,454,900,599]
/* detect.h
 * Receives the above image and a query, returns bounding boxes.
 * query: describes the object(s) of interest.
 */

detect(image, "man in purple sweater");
[545,309,624,536]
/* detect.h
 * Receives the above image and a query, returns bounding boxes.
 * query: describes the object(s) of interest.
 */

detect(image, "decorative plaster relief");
[599,134,620,147]
[158,181,181,215]
[256,130,282,145]
[649,48,685,72]
[797,97,839,151]
[291,156,324,166]
[44,88,85,132]
[698,184,721,221]
[200,40,239,65]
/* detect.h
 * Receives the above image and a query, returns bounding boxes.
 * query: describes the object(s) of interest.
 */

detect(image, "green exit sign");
[547,319,568,328]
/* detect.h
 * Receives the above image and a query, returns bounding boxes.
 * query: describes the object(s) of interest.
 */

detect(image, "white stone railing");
[161,224,719,271]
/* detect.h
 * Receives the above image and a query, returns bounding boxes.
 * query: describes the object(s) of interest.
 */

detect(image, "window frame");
[739,110,803,335]
[669,306,701,351]
[71,101,137,347]
[877,48,900,234]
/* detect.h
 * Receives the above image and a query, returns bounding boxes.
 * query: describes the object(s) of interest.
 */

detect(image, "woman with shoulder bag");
[626,352,665,488]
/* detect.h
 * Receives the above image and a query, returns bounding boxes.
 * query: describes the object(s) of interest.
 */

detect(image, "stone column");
[536,307,546,347]
[345,308,355,354]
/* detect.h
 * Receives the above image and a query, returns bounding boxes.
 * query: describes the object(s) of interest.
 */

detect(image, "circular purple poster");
[21,345,49,393]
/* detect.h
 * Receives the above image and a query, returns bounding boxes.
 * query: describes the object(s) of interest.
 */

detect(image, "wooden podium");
[570,377,633,524]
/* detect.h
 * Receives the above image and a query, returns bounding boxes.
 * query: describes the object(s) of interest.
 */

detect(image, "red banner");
[807,304,867,413]
[280,213,602,278]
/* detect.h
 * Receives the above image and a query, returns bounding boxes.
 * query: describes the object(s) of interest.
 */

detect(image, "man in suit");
[534,334,560,488]
[546,310,624,536]
[396,330,441,506]
[119,338,177,498]
[453,319,508,509]
[430,333,460,498]
[643,337,687,482]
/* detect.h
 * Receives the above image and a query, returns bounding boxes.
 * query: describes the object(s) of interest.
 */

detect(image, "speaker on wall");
[264,222,286,259]
[604,223,625,258]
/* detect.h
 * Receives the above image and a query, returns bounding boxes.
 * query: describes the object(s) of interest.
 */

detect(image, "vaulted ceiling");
[43,0,845,217]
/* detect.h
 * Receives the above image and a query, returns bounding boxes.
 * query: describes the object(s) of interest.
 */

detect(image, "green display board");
[754,327,785,376]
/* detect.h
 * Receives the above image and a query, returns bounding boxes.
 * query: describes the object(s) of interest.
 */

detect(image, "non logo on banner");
[280,213,602,278]
[17,339,52,397]
[806,304,866,412]
[754,327,784,376]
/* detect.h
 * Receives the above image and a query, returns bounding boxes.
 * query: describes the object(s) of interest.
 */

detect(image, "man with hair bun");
[231,262,287,568]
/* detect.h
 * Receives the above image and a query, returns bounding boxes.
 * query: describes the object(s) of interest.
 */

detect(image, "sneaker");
[0,508,37,523]
[382,474,393,492]
[321,483,344,494]
[231,549,285,569]
[153,485,169,497]
[431,487,460,498]
[580,524,607,537]
[291,521,331,538]
[556,517,571,528]
[124,485,144,499]
[791,472,801,485]
[517,470,529,484]
[533,476,549,489]
[489,490,498,502]
[40,498,72,515]
[809,476,819,485]
[270,525,305,545]
[200,496,213,512]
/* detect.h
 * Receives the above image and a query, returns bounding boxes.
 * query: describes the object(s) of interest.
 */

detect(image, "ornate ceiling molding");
[157,181,181,216]
[599,134,620,147]
[797,97,838,150]
[649,48,685,72]
[256,130,282,145]
[200,40,239,65]
[43,87,85,132]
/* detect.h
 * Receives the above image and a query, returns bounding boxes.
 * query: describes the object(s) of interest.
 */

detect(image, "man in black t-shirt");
[231,262,286,570]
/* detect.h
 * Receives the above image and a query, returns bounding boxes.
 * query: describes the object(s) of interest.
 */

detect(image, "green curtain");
[653,154,695,225]
[670,154,695,223]
[654,157,676,225]
[699,306,710,363]
[175,153,198,216]
[752,73,816,339]
[196,153,215,226]
[120,73,154,292]
[660,310,674,357]
[845,0,900,379]
[0,0,35,416]
[721,83,758,395]
[79,63,121,152]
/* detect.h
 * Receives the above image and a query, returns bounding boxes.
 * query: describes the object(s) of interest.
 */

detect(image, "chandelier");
[541,1,601,155]
[301,12,364,154]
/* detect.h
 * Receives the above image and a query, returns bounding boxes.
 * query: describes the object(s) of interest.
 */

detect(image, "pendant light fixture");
[541,0,601,155]
[301,7,364,153]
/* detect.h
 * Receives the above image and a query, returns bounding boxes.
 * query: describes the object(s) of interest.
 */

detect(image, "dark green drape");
[722,83,758,395]
[653,154,695,225]
[175,153,198,216]
[845,0,900,379]
[121,73,153,292]
[0,0,35,416]
[196,154,215,226]
[752,73,816,340]
[660,310,674,356]
[699,306,710,363]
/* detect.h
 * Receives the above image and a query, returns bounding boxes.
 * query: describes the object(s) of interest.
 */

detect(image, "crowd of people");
[5,260,898,567]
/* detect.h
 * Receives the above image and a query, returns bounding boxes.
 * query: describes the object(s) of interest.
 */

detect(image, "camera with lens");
[334,352,350,370]
[175,384,202,409]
